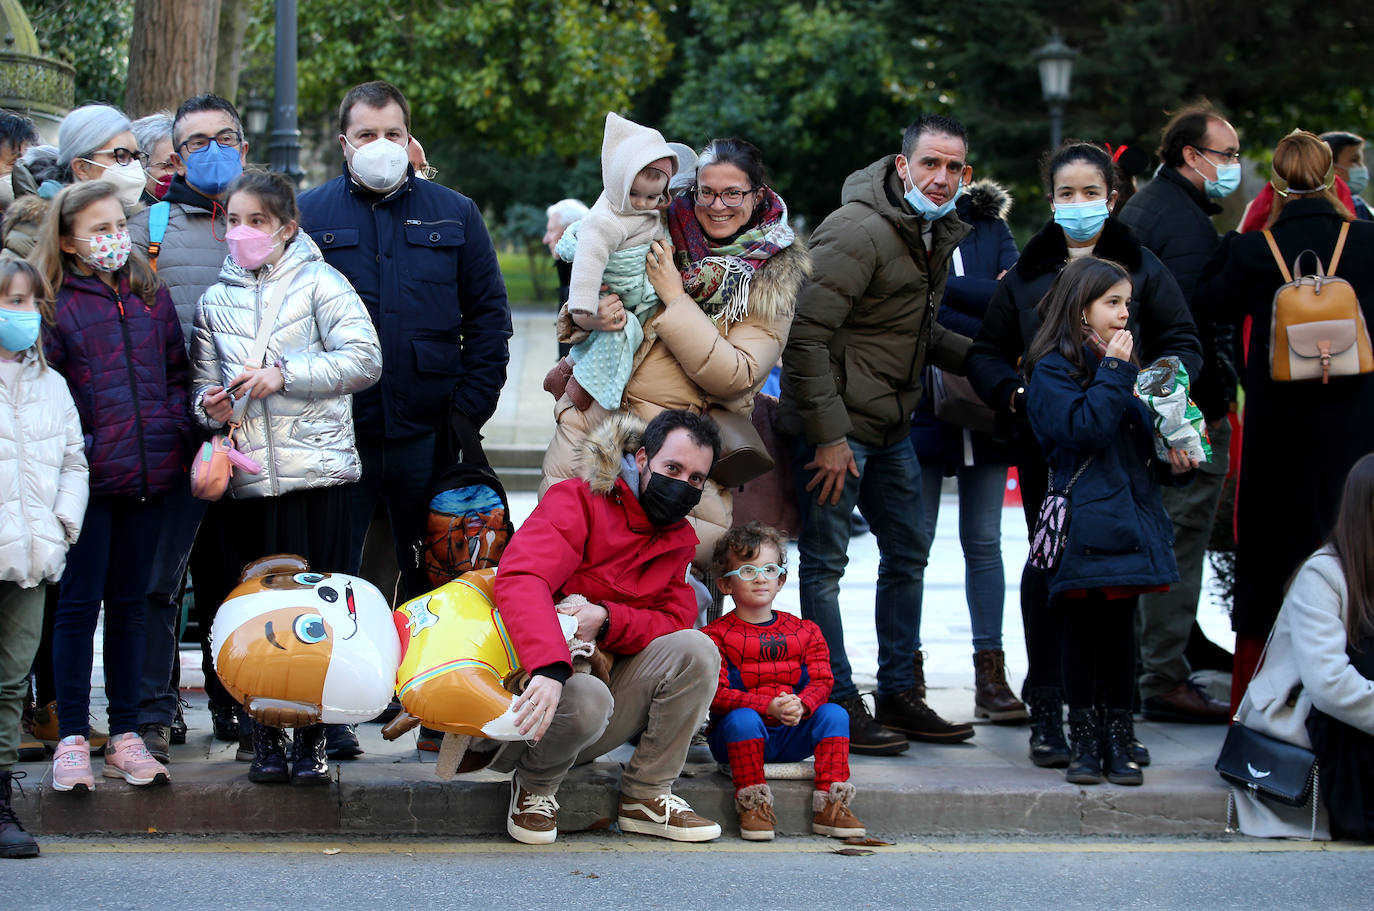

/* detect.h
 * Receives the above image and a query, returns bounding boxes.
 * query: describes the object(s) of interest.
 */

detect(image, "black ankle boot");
[1027,687,1071,768]
[290,724,329,785]
[247,721,289,784]
[1065,708,1103,784]
[0,770,39,858]
[1102,709,1144,786]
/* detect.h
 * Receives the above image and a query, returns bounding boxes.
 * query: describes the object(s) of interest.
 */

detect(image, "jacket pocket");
[1069,483,1146,557]
[311,227,361,253]
[411,337,463,375]
[404,221,465,283]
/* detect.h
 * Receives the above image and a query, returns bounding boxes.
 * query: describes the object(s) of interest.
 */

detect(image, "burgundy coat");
[45,270,190,499]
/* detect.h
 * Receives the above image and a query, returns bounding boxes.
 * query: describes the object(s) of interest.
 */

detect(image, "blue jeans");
[138,476,207,725]
[348,433,436,602]
[790,435,928,700]
[706,703,850,763]
[917,460,1008,652]
[54,495,163,738]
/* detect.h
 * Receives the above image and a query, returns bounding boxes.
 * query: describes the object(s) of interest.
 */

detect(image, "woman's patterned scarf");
[665,188,794,325]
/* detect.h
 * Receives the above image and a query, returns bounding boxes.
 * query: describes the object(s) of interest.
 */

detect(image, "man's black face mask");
[639,471,702,526]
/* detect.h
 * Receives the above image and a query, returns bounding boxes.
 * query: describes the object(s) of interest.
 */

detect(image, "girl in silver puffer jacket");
[190,171,380,786]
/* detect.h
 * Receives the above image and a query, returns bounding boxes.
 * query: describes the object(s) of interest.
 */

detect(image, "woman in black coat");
[1200,130,1374,712]
[966,140,1202,768]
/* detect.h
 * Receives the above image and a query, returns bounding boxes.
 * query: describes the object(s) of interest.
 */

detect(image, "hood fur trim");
[738,239,811,326]
[580,411,646,494]
[963,179,1012,222]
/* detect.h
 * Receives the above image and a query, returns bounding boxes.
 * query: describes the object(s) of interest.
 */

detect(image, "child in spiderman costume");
[703,521,865,841]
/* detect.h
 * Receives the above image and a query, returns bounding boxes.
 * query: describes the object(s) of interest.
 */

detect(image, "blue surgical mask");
[1346,165,1369,196]
[903,159,962,220]
[1053,199,1110,242]
[0,309,40,353]
[183,141,243,197]
[1196,161,1242,199]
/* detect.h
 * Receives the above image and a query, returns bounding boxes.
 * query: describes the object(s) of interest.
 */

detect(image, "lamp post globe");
[1034,29,1078,151]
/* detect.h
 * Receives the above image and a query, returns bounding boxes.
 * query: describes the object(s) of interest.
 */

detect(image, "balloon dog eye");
[293,572,325,585]
[292,613,328,644]
[317,586,338,603]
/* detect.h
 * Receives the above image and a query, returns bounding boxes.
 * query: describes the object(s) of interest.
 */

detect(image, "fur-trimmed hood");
[743,239,811,325]
[580,411,646,495]
[1014,215,1144,281]
[960,179,1012,223]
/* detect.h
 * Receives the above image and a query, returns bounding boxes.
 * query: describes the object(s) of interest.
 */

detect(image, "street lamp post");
[1034,29,1078,151]
[270,0,303,184]
[243,95,270,164]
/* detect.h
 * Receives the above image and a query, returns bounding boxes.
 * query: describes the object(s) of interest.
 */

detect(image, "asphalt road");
[8,835,1371,910]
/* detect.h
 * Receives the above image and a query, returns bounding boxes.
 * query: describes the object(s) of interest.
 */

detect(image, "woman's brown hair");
[1024,255,1134,386]
[1327,452,1374,651]
[1266,129,1354,229]
[29,181,159,320]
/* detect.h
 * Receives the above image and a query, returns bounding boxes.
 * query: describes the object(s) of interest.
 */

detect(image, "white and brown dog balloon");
[211,555,401,727]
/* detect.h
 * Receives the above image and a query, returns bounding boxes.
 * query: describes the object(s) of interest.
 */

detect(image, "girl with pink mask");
[190,171,380,786]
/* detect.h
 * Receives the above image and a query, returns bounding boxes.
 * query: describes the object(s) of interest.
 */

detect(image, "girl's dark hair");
[30,181,159,320]
[1024,256,1133,384]
[225,171,300,242]
[1327,452,1374,651]
[1040,140,1116,197]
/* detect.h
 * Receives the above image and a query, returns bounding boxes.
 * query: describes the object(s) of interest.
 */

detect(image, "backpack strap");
[1262,230,1293,283]
[1328,221,1351,275]
[147,201,171,273]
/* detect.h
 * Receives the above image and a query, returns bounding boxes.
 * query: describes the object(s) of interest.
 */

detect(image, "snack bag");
[1135,356,1212,464]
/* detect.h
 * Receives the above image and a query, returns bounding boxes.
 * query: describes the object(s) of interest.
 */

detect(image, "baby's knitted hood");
[601,112,678,214]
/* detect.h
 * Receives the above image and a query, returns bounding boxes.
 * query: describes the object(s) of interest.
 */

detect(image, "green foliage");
[28,0,134,106]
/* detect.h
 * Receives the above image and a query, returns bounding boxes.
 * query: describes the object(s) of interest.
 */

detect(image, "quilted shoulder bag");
[1027,456,1092,572]
[190,264,300,501]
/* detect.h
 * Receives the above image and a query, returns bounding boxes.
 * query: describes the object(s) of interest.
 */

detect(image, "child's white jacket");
[0,349,88,587]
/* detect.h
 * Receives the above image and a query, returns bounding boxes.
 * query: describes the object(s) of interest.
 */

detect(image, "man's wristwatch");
[1009,385,1026,413]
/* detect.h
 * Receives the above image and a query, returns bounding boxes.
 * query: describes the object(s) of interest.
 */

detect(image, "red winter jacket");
[493,413,699,678]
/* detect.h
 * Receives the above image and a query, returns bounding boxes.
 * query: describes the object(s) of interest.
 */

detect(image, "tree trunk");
[125,0,223,117]
[214,0,249,105]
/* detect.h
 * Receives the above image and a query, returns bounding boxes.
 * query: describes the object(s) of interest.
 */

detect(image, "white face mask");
[345,136,409,193]
[86,158,147,207]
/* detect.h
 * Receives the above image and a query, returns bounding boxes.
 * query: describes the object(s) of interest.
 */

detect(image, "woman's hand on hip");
[571,289,628,332]
[646,239,685,302]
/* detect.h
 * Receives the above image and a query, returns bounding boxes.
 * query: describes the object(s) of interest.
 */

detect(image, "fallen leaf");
[832,848,875,857]
[147,827,158,834]
[323,848,342,855]
[842,836,892,846]
[586,874,599,880]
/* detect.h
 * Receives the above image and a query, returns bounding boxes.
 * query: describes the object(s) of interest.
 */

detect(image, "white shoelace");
[655,793,692,827]
[518,791,560,819]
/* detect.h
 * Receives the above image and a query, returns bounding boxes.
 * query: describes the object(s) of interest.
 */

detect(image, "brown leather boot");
[973,650,1029,723]
[735,783,776,841]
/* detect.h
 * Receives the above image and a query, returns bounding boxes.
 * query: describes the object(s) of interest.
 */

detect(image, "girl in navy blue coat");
[1024,256,1195,787]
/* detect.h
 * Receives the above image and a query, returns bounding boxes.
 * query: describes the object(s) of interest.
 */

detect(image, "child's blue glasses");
[721,563,786,581]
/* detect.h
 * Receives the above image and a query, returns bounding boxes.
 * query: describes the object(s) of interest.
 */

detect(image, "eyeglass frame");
[721,562,787,581]
[176,128,244,155]
[1192,145,1241,164]
[86,146,149,168]
[691,184,759,208]
[418,164,439,180]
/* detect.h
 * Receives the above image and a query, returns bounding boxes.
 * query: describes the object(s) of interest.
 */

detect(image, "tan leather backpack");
[1265,222,1374,383]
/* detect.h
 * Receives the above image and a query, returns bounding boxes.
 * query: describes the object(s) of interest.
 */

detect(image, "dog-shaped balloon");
[211,554,401,727]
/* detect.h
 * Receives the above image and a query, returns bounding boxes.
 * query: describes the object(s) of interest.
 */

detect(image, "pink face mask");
[226,224,283,271]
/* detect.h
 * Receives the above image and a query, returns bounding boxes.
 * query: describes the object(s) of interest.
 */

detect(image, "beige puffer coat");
[541,240,811,563]
[0,350,88,588]
[191,232,382,499]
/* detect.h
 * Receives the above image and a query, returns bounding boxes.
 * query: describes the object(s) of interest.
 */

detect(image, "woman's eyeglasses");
[692,185,755,208]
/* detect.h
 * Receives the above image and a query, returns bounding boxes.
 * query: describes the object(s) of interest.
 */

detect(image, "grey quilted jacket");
[191,232,382,499]
[127,182,229,349]
[0,350,89,587]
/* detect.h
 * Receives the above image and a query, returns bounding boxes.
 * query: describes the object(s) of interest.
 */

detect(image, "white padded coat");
[191,232,381,499]
[0,350,88,587]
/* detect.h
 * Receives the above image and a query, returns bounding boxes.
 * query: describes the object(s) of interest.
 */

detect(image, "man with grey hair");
[544,198,588,357]
[127,93,253,764]
[130,111,174,205]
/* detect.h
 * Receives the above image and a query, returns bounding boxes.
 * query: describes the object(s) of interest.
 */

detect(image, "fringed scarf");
[665,188,794,326]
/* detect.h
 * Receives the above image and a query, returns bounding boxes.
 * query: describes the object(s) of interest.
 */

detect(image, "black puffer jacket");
[1117,167,1236,419]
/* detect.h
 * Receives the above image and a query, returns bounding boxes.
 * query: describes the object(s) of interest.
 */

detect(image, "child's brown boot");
[812,782,865,838]
[735,783,776,841]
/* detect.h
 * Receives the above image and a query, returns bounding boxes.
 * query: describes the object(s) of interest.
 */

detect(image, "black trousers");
[1058,591,1137,712]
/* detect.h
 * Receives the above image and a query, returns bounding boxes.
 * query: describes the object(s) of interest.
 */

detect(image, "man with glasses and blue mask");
[1117,103,1239,725]
[778,114,977,756]
[127,93,254,766]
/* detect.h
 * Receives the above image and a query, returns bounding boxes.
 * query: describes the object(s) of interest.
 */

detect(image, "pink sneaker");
[103,732,170,786]
[52,735,94,792]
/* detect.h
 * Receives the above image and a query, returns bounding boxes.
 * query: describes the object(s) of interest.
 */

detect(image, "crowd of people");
[0,81,1372,862]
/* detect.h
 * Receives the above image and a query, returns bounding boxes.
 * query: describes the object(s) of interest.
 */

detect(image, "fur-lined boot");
[735,783,776,841]
[811,781,865,838]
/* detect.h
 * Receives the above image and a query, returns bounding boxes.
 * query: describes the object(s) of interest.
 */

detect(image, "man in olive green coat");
[778,114,975,755]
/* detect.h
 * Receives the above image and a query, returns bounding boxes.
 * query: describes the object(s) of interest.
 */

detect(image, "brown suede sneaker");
[618,793,722,842]
[507,778,559,845]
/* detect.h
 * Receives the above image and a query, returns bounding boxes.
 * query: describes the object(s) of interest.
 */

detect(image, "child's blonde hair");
[712,521,789,577]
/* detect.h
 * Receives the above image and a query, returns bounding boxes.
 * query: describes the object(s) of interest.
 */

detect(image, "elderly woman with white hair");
[57,104,147,209]
[130,111,175,205]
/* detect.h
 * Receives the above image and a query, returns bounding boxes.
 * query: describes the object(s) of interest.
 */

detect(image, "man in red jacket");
[492,410,724,845]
